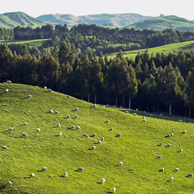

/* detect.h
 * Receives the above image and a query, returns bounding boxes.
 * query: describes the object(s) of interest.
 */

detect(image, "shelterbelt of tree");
[1,83,194,194]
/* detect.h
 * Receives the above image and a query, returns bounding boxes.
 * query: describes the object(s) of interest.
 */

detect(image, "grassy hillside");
[0,39,49,47]
[1,83,194,193]
[0,12,46,28]
[36,13,151,27]
[109,40,194,59]
[126,15,194,31]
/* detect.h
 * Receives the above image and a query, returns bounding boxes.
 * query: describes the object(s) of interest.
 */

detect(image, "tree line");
[1,41,194,118]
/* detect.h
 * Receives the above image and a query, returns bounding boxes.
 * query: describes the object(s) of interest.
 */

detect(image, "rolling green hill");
[109,40,194,59]
[1,83,194,193]
[126,15,194,31]
[0,12,46,28]
[36,13,151,27]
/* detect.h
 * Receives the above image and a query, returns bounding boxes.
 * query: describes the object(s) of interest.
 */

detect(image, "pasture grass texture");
[109,40,194,60]
[0,84,194,193]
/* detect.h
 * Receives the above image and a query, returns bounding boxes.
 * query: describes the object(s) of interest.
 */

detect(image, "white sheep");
[113,187,116,193]
[2,145,8,150]
[77,167,84,172]
[6,89,9,92]
[41,167,47,172]
[186,173,193,178]
[44,86,47,89]
[179,119,182,122]
[94,104,97,108]
[119,162,123,166]
[167,134,170,137]
[83,133,89,137]
[171,133,174,136]
[22,133,28,137]
[143,116,146,119]
[93,133,96,137]
[101,178,105,184]
[27,94,32,98]
[110,128,113,131]
[115,134,121,137]
[101,137,105,141]
[59,132,62,136]
[67,95,71,98]
[161,168,164,172]
[103,105,105,107]
[74,116,78,119]
[182,130,187,134]
[2,103,7,106]
[143,119,146,122]
[180,148,183,152]
[64,172,68,177]
[55,111,59,114]
[166,144,171,148]
[48,88,52,92]
[67,115,70,118]
[125,110,129,113]
[50,109,54,113]
[76,126,81,130]
[23,122,27,125]
[74,108,79,111]
[92,146,96,150]
[133,113,137,116]
[170,177,173,182]
[57,124,61,127]
[160,142,163,146]
[30,173,35,178]
[36,128,40,132]
[136,109,138,111]
[8,127,13,131]
[157,155,162,159]
[72,125,75,129]
[6,80,12,84]
[7,181,12,187]
[98,140,101,144]
[107,120,110,123]
[174,168,179,172]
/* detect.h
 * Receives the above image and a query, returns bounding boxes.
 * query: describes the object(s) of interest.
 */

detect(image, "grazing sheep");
[27,94,32,98]
[171,133,174,136]
[179,119,182,122]
[115,134,121,137]
[50,109,54,113]
[83,133,89,138]
[76,126,81,130]
[67,115,70,118]
[41,167,47,172]
[2,145,8,150]
[30,173,35,178]
[74,108,79,111]
[2,103,7,106]
[166,144,171,148]
[23,122,27,125]
[101,178,105,184]
[44,86,47,89]
[170,177,173,182]
[92,146,96,150]
[160,142,163,146]
[186,173,193,178]
[107,120,110,123]
[113,187,116,193]
[143,119,146,122]
[182,130,187,134]
[157,155,162,159]
[22,133,28,137]
[102,105,105,107]
[98,140,102,144]
[143,116,146,119]
[55,111,59,114]
[110,128,113,131]
[167,134,171,137]
[77,167,84,172]
[6,89,8,92]
[57,124,61,127]
[119,162,123,166]
[125,110,129,113]
[8,127,13,131]
[161,168,164,172]
[101,137,105,141]
[48,88,52,92]
[64,172,68,177]
[36,128,40,132]
[74,115,78,119]
[6,80,12,84]
[59,132,62,136]
[67,95,71,98]
[133,113,137,116]
[72,125,75,129]
[94,104,97,108]
[180,148,183,152]
[93,133,96,137]
[7,181,12,187]
[174,168,179,172]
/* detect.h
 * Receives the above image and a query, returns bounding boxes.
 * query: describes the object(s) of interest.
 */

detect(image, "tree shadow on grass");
[23,177,30,179]
[96,182,101,184]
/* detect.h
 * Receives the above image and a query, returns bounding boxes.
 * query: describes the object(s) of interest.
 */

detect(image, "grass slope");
[109,40,194,59]
[126,15,194,31]
[0,12,46,28]
[36,13,151,27]
[0,84,194,193]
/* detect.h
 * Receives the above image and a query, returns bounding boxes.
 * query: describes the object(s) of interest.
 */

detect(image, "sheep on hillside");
[110,128,113,131]
[101,178,105,184]
[74,116,78,119]
[30,173,35,178]
[67,95,71,98]
[2,103,7,106]
[159,142,163,146]
[179,119,182,122]
[113,187,116,193]
[41,167,47,172]
[161,168,164,172]
[143,119,146,122]
[7,181,12,187]
[6,80,12,84]
[94,104,97,108]
[44,86,47,89]
[64,172,68,177]
[77,167,84,172]
[115,134,121,137]
[74,108,79,111]
[48,89,52,92]
[170,177,173,182]
[156,155,162,159]
[92,146,96,150]
[186,173,193,178]
[27,94,32,98]
[125,110,129,113]
[133,113,137,116]
[23,122,27,125]
[72,125,75,129]
[182,130,187,134]
[8,127,13,131]
[119,162,123,166]
[2,145,8,150]
[55,111,59,114]
[93,133,96,137]
[166,144,171,148]
[83,133,89,138]
[36,128,40,132]
[174,168,179,172]
[171,133,174,136]
[59,132,62,136]
[98,140,101,144]
[180,148,183,152]
[57,124,61,127]
[67,115,70,118]
[50,109,54,113]
[101,137,105,141]
[22,133,28,137]
[107,120,110,123]
[5,89,8,92]
[76,126,81,130]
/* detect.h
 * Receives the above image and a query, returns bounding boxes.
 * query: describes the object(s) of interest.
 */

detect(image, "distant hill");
[36,13,151,27]
[125,15,194,31]
[0,12,46,28]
